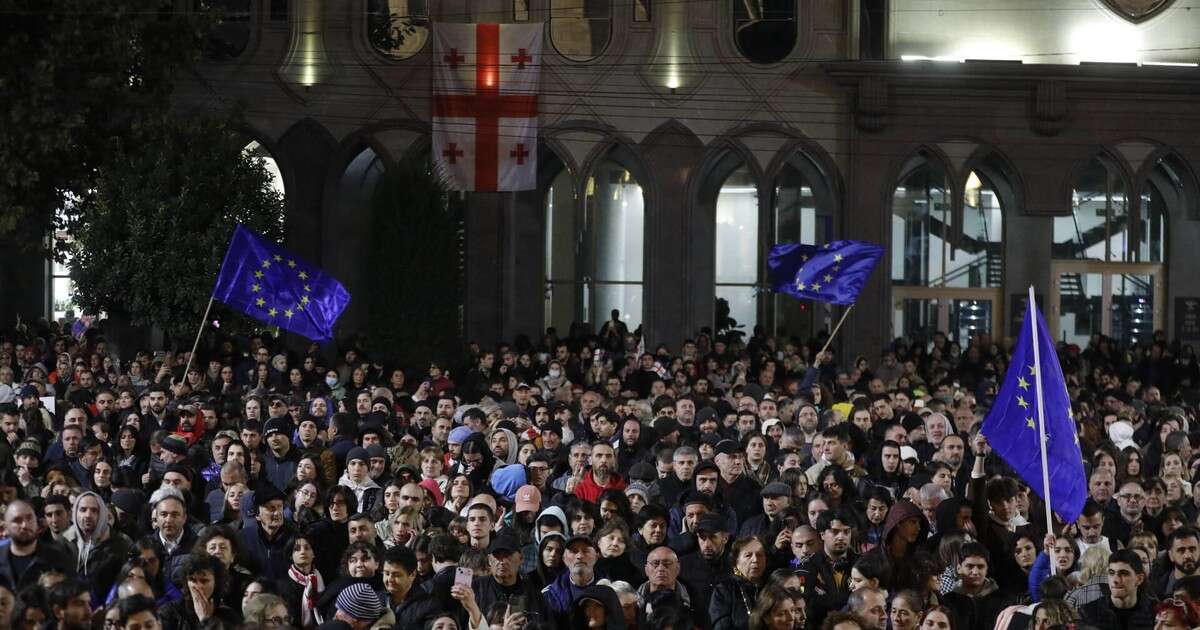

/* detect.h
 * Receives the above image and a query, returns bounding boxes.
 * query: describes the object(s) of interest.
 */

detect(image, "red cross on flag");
[433,23,541,192]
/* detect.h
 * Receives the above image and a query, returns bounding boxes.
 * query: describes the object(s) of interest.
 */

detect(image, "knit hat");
[111,489,145,516]
[263,417,293,439]
[160,435,189,456]
[335,582,383,622]
[364,444,387,460]
[346,447,370,463]
[624,481,650,503]
[255,483,285,509]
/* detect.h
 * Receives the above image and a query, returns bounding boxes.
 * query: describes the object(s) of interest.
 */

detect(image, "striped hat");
[335,582,383,622]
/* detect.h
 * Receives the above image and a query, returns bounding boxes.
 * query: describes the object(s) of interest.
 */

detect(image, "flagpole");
[180,296,215,385]
[1028,285,1056,574]
[815,303,855,359]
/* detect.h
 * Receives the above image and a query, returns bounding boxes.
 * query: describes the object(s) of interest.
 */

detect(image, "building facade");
[42,0,1200,358]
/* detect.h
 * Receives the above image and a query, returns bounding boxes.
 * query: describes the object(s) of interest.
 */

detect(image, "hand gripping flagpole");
[1028,285,1056,574]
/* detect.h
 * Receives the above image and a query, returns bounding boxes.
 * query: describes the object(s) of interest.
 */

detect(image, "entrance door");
[1051,261,1164,347]
[892,287,1002,345]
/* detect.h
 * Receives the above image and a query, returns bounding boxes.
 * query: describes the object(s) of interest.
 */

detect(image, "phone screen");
[508,595,526,613]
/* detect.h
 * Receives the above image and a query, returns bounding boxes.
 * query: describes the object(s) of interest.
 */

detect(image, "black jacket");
[801,549,858,623]
[678,550,731,628]
[240,520,296,582]
[708,575,758,630]
[0,540,75,590]
[1078,586,1156,630]
[941,580,1013,630]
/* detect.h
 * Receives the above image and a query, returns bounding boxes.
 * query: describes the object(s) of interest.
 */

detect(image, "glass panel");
[893,298,991,345]
[545,169,580,331]
[594,284,642,331]
[52,277,76,322]
[634,0,651,21]
[1111,273,1154,346]
[961,171,1004,288]
[732,0,797,63]
[551,0,612,61]
[1140,188,1168,263]
[367,0,430,59]
[716,285,757,333]
[588,162,643,283]
[715,166,758,284]
[1056,157,1127,261]
[775,298,826,341]
[891,157,951,286]
[1057,272,1104,347]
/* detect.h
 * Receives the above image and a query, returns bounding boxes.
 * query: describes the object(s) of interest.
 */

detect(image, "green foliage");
[366,159,463,364]
[59,114,285,341]
[0,0,204,245]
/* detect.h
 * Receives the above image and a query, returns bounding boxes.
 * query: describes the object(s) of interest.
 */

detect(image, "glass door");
[891,288,1001,346]
[1051,261,1163,346]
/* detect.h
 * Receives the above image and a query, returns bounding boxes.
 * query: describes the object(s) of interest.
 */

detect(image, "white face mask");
[325,376,338,387]
[548,369,562,379]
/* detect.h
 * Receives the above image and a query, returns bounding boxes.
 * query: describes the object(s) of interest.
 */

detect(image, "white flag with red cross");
[432,23,541,192]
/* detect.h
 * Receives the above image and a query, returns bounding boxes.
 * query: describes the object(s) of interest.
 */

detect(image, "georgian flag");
[432,23,541,192]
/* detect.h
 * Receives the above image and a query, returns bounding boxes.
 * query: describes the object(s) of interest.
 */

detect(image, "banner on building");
[432,23,541,192]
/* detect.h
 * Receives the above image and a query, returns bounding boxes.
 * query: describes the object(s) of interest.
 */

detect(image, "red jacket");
[574,470,627,503]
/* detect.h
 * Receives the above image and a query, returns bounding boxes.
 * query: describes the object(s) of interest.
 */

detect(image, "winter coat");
[942,578,1014,630]
[708,574,758,630]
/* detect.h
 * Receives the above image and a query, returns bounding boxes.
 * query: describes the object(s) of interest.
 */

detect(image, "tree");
[58,113,285,341]
[0,0,203,246]
[366,159,463,364]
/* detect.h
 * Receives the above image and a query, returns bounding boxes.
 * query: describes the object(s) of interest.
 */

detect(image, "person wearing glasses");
[1105,480,1149,546]
[636,546,695,622]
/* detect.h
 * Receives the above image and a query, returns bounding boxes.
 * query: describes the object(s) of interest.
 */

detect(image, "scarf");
[288,565,325,628]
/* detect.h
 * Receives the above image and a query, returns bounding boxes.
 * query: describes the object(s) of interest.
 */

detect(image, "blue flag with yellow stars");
[981,296,1087,522]
[213,225,350,342]
[767,240,884,305]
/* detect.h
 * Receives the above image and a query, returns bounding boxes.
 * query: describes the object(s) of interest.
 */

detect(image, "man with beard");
[679,514,732,628]
[262,417,299,492]
[50,579,93,630]
[574,441,626,503]
[1149,527,1200,598]
[144,385,170,432]
[0,500,74,589]
[616,418,647,477]
[803,508,858,623]
[938,433,969,495]
[63,491,132,603]
[542,535,606,624]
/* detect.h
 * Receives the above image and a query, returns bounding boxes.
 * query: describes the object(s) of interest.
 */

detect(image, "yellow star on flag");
[1027,365,1037,375]
[1026,418,1035,429]
[296,303,304,311]
[1017,396,1029,409]
[303,284,312,292]
[254,270,264,279]
[273,255,282,262]
[298,271,309,280]
[255,298,266,307]
[267,307,278,317]
[250,283,261,293]
[261,260,271,268]
[796,282,807,291]
[1017,376,1030,390]
[300,295,310,305]
[834,254,844,262]
[800,255,808,262]
[811,282,822,291]
[287,259,296,268]
[284,308,294,318]
[824,274,833,282]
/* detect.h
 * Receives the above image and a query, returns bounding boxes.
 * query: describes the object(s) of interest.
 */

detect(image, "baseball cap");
[254,483,285,509]
[715,439,739,456]
[486,533,521,555]
[565,535,598,551]
[515,485,541,514]
[900,445,919,462]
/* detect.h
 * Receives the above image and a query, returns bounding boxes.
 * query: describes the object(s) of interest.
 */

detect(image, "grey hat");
[335,582,384,622]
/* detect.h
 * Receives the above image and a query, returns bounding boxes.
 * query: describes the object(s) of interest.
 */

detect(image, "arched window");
[1053,153,1168,347]
[732,0,796,64]
[244,141,286,202]
[545,154,643,332]
[367,0,430,59]
[714,165,759,331]
[771,153,837,339]
[201,0,252,60]
[551,0,612,61]
[891,151,1004,344]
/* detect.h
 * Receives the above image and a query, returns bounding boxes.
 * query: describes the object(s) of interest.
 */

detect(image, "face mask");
[548,369,562,378]
[325,376,338,387]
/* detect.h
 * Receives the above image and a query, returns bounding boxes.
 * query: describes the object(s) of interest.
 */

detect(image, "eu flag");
[767,240,884,305]
[212,225,351,342]
[981,296,1087,522]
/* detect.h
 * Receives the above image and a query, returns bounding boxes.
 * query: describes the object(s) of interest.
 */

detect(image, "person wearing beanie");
[263,417,299,492]
[330,581,385,630]
[338,448,381,514]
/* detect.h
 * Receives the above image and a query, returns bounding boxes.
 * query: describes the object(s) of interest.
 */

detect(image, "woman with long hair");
[748,585,801,630]
[527,532,566,592]
[275,534,324,629]
[113,424,149,488]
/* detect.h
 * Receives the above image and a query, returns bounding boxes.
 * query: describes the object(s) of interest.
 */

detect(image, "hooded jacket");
[534,506,569,545]
[62,491,132,604]
[876,499,933,594]
[490,428,520,466]
[569,584,628,630]
[490,461,527,502]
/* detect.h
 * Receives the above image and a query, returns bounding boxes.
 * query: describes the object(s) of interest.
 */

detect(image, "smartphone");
[454,566,473,588]
[508,595,526,614]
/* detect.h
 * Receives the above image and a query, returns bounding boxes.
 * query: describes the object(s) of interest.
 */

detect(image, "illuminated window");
[732,0,796,64]
[715,166,759,331]
[367,0,430,59]
[1054,154,1163,263]
[551,0,612,61]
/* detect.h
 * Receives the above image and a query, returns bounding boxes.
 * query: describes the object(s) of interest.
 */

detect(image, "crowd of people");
[1,315,1200,630]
